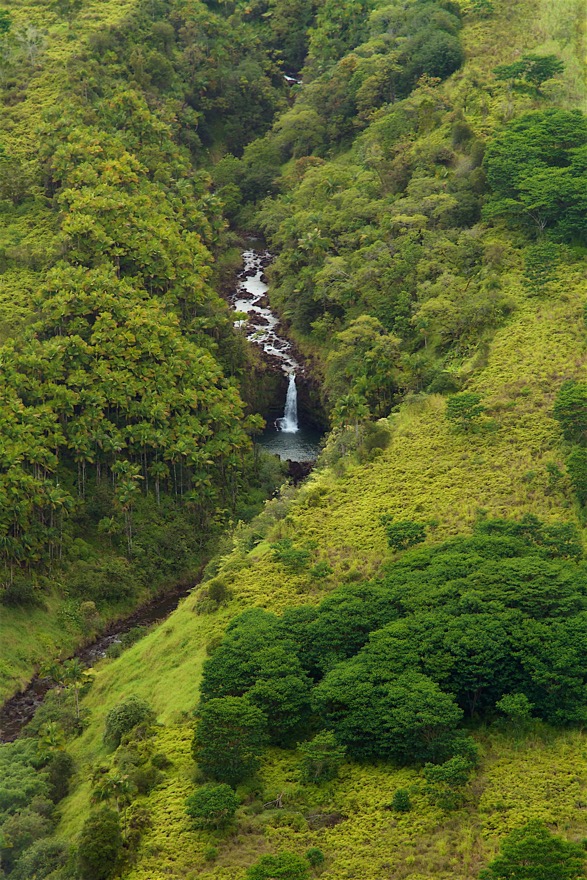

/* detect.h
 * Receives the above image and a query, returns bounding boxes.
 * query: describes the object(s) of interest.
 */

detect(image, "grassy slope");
[22,0,587,876]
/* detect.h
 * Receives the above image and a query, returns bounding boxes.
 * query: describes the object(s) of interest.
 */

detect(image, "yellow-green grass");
[67,721,587,880]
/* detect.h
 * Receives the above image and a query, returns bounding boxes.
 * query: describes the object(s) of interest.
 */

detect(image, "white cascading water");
[231,247,322,459]
[278,373,299,433]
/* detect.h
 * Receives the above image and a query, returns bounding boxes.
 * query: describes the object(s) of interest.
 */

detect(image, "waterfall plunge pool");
[259,422,323,462]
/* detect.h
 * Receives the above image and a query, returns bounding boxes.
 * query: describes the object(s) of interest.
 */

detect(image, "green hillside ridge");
[3,0,587,878]
[53,248,587,877]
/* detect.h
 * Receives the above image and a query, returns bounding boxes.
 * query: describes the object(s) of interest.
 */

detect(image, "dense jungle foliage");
[2,0,587,878]
[0,0,296,692]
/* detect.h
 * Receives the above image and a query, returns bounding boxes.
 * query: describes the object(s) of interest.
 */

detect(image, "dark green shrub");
[306,847,325,868]
[409,30,464,81]
[271,538,311,573]
[524,241,561,293]
[185,783,239,829]
[479,820,586,880]
[119,626,150,650]
[0,740,50,818]
[1,576,39,607]
[496,693,533,726]
[207,577,232,605]
[246,851,311,880]
[0,809,53,873]
[566,447,587,506]
[309,561,333,580]
[46,750,75,803]
[132,765,163,795]
[554,381,587,444]
[313,670,463,764]
[381,516,426,552]
[151,752,172,770]
[67,557,139,603]
[103,696,155,749]
[390,789,412,812]
[77,808,122,880]
[446,392,485,431]
[192,697,267,786]
[362,422,392,453]
[27,688,89,738]
[11,839,70,880]
[424,754,474,810]
[298,732,346,783]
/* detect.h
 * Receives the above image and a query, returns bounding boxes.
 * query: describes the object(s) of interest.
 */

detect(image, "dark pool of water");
[258,424,323,462]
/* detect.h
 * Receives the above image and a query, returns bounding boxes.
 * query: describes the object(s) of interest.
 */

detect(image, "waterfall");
[278,373,299,434]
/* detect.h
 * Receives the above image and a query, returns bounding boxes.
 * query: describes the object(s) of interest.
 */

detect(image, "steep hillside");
[53,246,587,878]
[0,0,288,700]
[3,0,587,879]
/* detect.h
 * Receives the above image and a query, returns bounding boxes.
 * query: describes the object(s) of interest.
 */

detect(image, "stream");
[0,245,321,743]
[0,578,200,742]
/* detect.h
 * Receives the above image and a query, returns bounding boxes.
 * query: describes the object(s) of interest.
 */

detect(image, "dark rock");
[287,460,314,484]
[306,812,345,830]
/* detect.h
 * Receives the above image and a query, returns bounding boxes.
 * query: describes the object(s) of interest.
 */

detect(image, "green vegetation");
[0,0,289,700]
[194,526,587,778]
[185,783,239,830]
[246,852,311,880]
[479,820,586,880]
[103,696,155,749]
[3,0,587,878]
[192,696,268,786]
[77,808,122,880]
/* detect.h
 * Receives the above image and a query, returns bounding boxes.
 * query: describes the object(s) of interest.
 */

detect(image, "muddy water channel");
[0,578,200,742]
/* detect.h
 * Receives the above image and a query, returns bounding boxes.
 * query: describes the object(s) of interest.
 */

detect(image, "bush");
[298,732,346,783]
[390,789,412,812]
[479,820,586,880]
[566,447,587,506]
[207,577,232,605]
[0,740,50,818]
[0,576,40,607]
[305,847,325,868]
[77,808,122,880]
[496,693,534,726]
[380,516,427,552]
[103,696,155,749]
[46,750,75,803]
[246,851,311,880]
[0,809,53,873]
[151,752,172,770]
[554,381,587,445]
[192,697,267,786]
[67,557,139,603]
[446,392,485,431]
[271,538,311,573]
[11,838,70,880]
[185,783,239,829]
